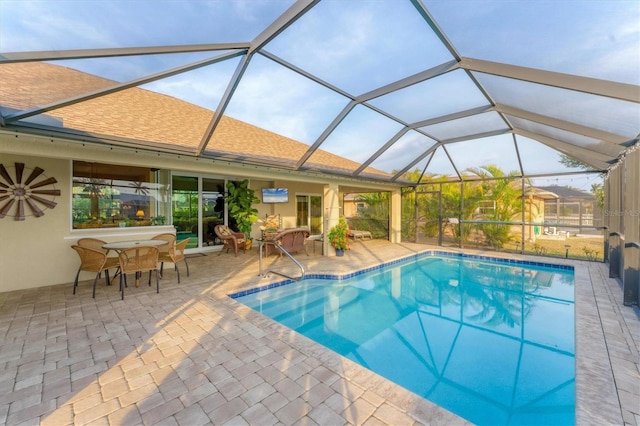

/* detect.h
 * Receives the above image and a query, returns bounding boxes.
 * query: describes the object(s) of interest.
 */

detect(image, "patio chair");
[305,233,324,255]
[264,228,310,257]
[151,233,176,258]
[158,238,190,283]
[77,237,119,279]
[71,245,120,298]
[77,237,110,254]
[214,225,246,256]
[117,246,160,300]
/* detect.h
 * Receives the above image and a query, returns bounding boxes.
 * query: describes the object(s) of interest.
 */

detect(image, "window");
[72,161,169,229]
[476,200,496,216]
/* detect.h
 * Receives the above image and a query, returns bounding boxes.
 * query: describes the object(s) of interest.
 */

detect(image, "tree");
[465,165,525,248]
[129,181,150,212]
[591,182,605,209]
[558,153,593,170]
[559,154,604,208]
[351,192,389,238]
[82,178,106,219]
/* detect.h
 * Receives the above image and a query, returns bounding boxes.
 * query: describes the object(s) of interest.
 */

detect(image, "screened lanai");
[1,0,638,185]
[1,2,640,425]
[1,0,639,300]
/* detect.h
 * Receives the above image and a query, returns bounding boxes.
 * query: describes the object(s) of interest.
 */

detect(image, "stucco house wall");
[0,132,399,291]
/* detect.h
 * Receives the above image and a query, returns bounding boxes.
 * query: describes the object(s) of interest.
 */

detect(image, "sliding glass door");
[171,176,198,248]
[201,178,225,246]
[296,194,322,235]
[171,175,225,249]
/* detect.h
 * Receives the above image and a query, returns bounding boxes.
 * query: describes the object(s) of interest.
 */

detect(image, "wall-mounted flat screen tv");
[262,188,289,203]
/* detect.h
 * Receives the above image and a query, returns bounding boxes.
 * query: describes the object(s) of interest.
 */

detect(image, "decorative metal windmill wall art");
[0,162,60,220]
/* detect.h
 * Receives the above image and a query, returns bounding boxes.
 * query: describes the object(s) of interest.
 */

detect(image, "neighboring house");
[342,193,367,218]
[522,187,559,241]
[535,185,600,234]
[467,185,597,242]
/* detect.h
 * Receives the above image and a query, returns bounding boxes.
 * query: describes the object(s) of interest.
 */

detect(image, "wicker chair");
[117,246,160,300]
[151,233,176,258]
[71,245,120,298]
[77,237,119,279]
[78,237,118,260]
[264,228,310,257]
[158,238,190,283]
[77,237,111,254]
[214,225,246,256]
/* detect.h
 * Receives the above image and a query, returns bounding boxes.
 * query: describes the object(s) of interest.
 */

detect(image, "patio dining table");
[102,239,166,287]
[102,239,166,251]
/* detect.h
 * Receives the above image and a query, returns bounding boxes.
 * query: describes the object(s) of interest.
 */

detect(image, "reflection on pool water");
[232,253,575,425]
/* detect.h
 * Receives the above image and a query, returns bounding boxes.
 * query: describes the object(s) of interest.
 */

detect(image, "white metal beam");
[459,57,640,103]
[496,105,629,145]
[295,101,358,169]
[356,60,459,102]
[3,51,246,124]
[411,105,494,128]
[250,0,319,51]
[515,130,612,170]
[0,43,249,63]
[197,53,252,155]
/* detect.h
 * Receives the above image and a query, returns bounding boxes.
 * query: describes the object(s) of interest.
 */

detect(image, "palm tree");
[82,178,106,219]
[465,165,525,248]
[591,182,604,209]
[129,181,150,212]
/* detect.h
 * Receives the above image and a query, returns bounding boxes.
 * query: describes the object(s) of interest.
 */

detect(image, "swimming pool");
[231,252,575,425]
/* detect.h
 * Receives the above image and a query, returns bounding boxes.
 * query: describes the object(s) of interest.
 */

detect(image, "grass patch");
[522,236,604,261]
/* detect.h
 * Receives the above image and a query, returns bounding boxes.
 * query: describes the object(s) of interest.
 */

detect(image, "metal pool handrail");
[257,239,305,281]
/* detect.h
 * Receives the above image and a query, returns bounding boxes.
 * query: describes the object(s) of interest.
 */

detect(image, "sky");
[1,0,639,191]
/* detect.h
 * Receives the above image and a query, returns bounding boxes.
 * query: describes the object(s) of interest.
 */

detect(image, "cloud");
[1,1,119,50]
[224,56,348,143]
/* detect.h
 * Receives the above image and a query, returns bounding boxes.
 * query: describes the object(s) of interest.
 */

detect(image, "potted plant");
[327,216,349,256]
[225,180,260,249]
[151,215,166,226]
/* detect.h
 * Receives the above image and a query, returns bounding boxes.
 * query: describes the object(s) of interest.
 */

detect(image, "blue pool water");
[231,253,575,425]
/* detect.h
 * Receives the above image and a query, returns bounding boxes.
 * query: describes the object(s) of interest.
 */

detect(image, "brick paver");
[0,242,636,425]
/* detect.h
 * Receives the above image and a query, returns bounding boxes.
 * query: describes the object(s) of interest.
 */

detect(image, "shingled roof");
[0,62,390,179]
[535,185,595,199]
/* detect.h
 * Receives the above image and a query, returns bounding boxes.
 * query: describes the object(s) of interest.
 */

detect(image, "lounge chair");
[214,224,246,256]
[348,227,372,240]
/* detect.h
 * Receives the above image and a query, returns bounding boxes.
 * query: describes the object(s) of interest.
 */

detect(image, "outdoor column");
[607,167,623,278]
[324,183,340,256]
[622,149,639,306]
[389,189,402,243]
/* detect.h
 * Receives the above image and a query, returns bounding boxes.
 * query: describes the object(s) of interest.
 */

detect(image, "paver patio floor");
[0,240,638,425]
